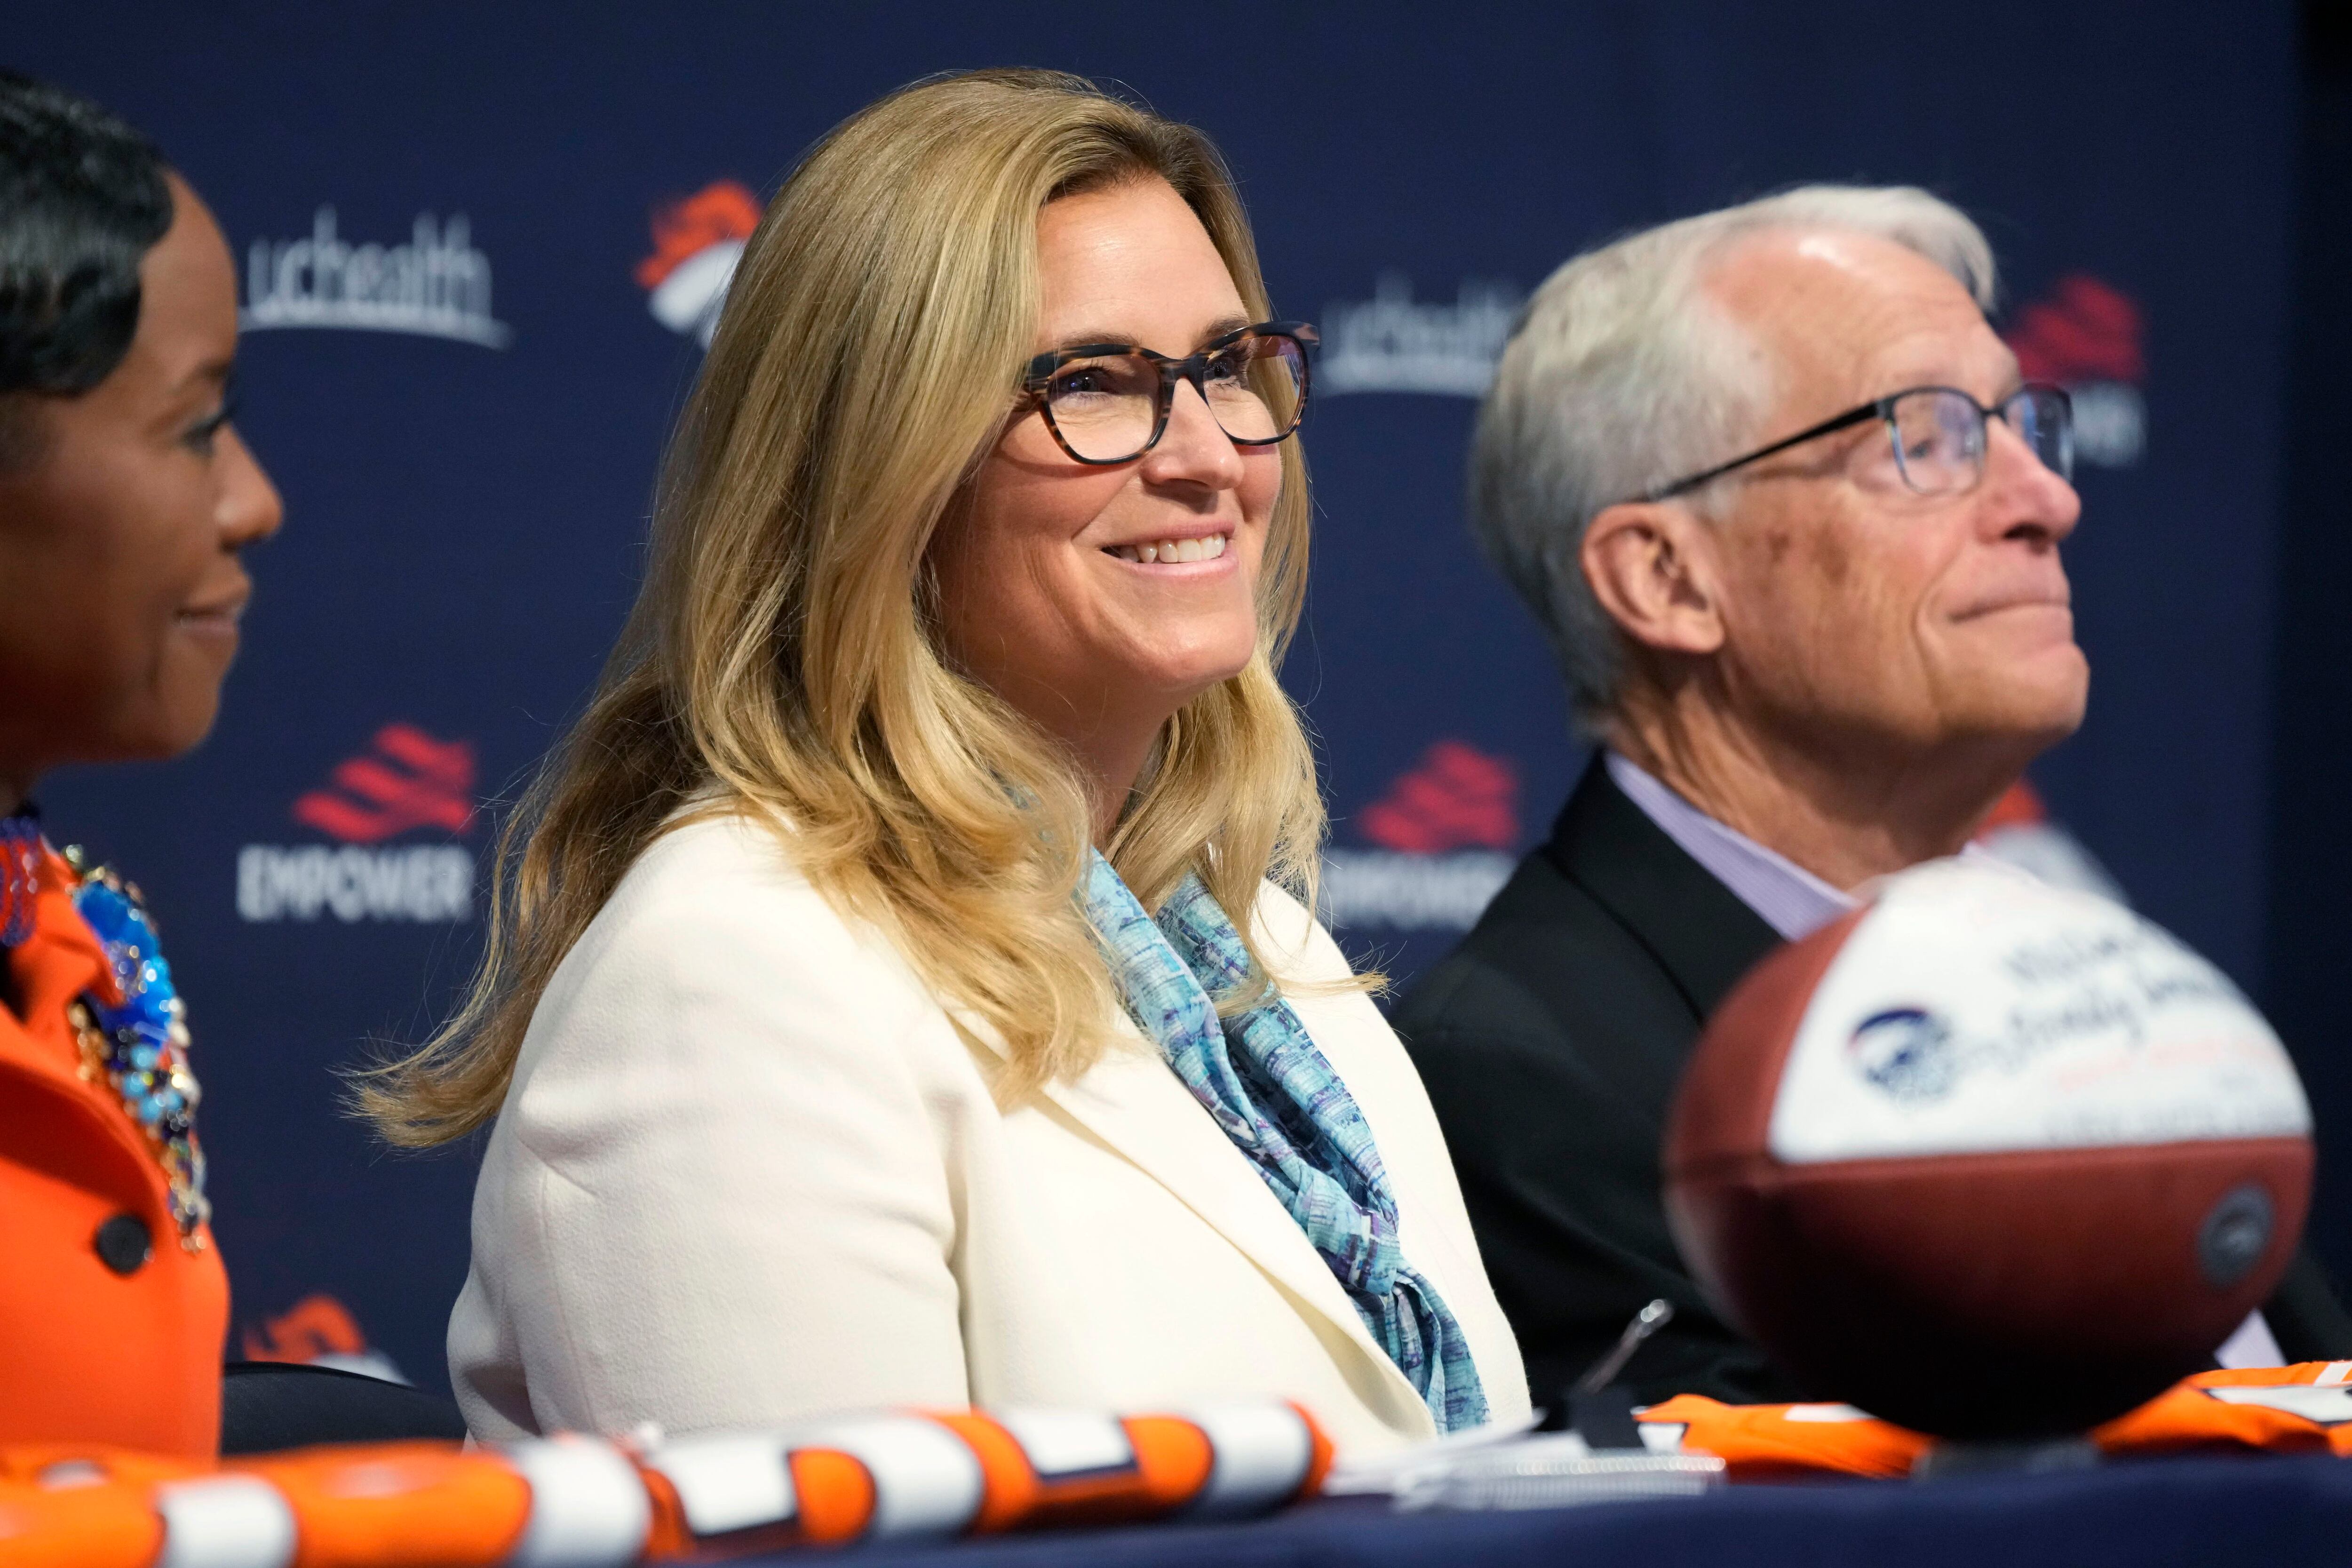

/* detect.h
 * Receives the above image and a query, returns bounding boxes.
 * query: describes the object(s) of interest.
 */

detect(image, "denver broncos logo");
[637,179,763,346]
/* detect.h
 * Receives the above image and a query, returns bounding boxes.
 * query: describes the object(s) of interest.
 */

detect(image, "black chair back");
[221,1361,469,1455]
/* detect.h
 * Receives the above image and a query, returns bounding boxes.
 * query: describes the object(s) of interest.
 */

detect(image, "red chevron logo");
[292,724,476,844]
[1359,740,1520,853]
[2004,275,2145,386]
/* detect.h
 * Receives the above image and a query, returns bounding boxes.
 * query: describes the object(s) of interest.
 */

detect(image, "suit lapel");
[1544,757,1783,1022]
[951,1005,1431,1428]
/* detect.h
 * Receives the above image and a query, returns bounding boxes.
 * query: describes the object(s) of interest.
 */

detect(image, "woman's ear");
[1578,500,1727,657]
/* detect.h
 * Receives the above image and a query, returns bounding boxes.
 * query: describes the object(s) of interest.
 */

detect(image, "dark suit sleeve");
[1401,968,1802,1408]
[2263,1248,2352,1362]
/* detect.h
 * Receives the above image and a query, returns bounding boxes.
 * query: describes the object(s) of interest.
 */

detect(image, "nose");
[1981,413,2080,546]
[215,424,284,549]
[1138,375,1247,492]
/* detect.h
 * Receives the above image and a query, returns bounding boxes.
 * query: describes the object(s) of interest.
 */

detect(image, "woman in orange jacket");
[0,71,283,1457]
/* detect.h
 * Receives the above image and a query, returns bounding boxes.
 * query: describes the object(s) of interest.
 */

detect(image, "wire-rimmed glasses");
[1643,383,2075,502]
[1021,320,1316,465]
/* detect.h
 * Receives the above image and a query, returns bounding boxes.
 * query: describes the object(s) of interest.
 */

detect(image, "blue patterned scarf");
[1083,850,1489,1433]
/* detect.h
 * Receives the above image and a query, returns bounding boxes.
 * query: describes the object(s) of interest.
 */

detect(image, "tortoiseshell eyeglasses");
[1019,320,1316,465]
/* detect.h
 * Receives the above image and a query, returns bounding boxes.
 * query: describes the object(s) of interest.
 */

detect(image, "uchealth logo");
[1322,741,1520,931]
[1319,273,1524,397]
[237,724,477,924]
[242,206,511,348]
[638,179,763,347]
[2002,274,2145,469]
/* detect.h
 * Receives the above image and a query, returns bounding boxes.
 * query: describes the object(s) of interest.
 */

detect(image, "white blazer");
[449,812,1529,1457]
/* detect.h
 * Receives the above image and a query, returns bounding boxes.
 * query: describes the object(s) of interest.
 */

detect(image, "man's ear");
[1578,500,1727,656]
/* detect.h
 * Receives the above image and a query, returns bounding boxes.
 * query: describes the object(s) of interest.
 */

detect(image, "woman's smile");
[1100,530,1232,567]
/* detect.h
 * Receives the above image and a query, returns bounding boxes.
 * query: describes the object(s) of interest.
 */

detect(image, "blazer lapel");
[951,1006,1433,1429]
[1544,757,1783,1023]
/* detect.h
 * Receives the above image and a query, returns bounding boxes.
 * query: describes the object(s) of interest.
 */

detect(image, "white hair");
[1469,184,1998,729]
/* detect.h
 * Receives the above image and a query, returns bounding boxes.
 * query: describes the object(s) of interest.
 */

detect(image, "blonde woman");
[365,70,1528,1457]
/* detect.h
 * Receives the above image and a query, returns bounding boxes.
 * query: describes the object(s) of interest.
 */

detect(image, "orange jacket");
[0,850,227,1459]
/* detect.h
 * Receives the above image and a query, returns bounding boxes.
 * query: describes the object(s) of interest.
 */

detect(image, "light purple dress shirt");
[1604,751,1856,940]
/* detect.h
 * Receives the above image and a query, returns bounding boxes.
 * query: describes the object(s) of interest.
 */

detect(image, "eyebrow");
[171,357,235,397]
[1051,314,1256,355]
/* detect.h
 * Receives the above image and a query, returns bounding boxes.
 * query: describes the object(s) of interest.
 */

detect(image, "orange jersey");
[0,850,227,1459]
[2095,1360,2352,1458]
[1637,1360,2352,1478]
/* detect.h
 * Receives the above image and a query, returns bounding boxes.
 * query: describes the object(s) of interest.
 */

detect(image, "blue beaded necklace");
[67,852,208,1244]
[0,811,39,948]
[0,812,209,1246]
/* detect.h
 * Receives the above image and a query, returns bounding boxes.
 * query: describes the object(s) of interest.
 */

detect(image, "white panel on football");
[1767,860,2310,1165]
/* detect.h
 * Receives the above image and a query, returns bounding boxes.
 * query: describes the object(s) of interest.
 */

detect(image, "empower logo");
[1323,741,1520,931]
[2003,275,2145,469]
[237,724,477,924]
[638,179,763,346]
[242,207,511,348]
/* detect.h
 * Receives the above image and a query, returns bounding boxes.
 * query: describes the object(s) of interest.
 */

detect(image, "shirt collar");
[1603,751,1857,941]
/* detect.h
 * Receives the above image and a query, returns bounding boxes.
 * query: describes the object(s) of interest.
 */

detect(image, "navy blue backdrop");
[14,3,2303,1391]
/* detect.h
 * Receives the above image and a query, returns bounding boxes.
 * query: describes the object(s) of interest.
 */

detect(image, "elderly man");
[1398,184,2352,1407]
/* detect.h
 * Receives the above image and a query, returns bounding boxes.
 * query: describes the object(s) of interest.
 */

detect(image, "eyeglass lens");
[1886,387,2074,495]
[2006,386,2074,482]
[1043,334,1307,463]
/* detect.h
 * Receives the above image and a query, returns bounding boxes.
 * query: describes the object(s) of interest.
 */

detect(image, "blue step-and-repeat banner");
[16,4,2300,1389]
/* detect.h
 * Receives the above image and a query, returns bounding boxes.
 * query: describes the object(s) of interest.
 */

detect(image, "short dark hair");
[0,71,173,461]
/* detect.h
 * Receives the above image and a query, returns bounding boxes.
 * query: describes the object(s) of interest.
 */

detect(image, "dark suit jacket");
[1397,756,2352,1409]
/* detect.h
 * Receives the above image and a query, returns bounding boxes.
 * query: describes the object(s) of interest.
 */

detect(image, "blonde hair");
[359,69,1329,1146]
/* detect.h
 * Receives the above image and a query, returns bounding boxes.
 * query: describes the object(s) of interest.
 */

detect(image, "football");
[1662,860,2313,1440]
